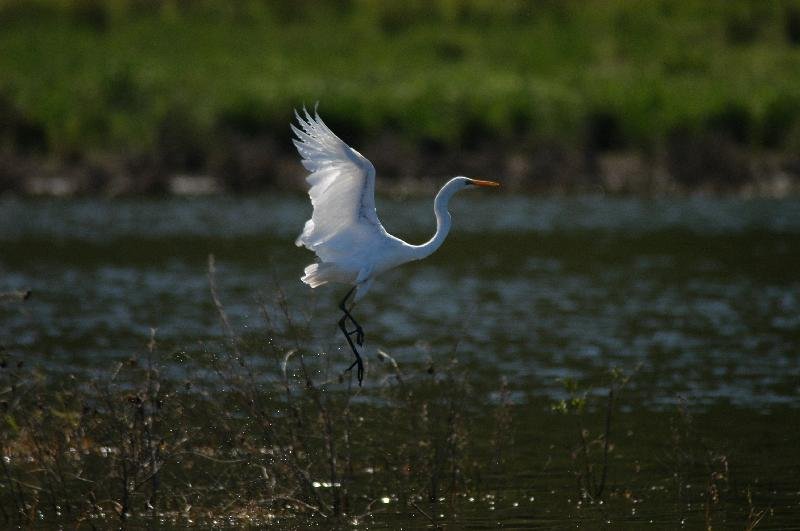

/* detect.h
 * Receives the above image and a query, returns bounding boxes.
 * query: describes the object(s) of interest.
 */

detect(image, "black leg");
[338,286,364,346]
[338,285,365,385]
[338,314,364,385]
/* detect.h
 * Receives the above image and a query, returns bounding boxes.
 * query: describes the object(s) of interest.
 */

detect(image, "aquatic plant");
[0,256,511,526]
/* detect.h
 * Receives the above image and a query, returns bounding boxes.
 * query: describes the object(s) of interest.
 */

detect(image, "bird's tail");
[300,262,337,288]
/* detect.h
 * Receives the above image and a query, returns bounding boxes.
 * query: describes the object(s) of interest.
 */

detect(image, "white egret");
[292,108,499,384]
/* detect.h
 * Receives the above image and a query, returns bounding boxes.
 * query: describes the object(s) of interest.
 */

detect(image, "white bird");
[292,108,499,384]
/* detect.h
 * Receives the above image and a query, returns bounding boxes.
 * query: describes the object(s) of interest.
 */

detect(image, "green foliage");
[0,0,799,158]
[551,377,587,415]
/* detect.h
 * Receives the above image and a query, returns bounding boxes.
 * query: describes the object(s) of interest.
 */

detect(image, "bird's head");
[453,176,501,190]
[437,176,500,204]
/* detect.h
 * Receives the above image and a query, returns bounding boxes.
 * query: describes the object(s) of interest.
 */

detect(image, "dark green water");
[1,194,799,527]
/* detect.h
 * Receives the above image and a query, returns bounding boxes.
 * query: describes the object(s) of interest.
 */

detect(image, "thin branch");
[595,387,614,498]
[207,254,242,360]
[410,500,441,529]
[272,496,328,518]
[377,349,404,386]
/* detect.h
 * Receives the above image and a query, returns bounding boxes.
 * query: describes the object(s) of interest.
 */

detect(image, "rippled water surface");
[1,194,799,527]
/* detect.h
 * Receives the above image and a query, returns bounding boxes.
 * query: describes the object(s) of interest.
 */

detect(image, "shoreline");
[3,1,800,201]
[3,138,799,198]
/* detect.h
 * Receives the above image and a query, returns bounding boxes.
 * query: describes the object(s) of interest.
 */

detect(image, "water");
[1,194,800,527]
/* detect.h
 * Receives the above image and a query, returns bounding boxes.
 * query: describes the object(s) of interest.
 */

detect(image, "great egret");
[292,108,499,384]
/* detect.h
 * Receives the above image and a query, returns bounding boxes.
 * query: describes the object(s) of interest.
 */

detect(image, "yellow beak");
[469,179,501,188]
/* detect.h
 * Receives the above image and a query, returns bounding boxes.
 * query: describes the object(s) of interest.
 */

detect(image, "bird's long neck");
[410,182,456,261]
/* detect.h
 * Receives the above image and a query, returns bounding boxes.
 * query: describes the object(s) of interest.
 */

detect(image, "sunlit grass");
[1,0,799,158]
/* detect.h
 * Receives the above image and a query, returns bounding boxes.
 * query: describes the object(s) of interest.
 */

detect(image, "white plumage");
[292,107,499,383]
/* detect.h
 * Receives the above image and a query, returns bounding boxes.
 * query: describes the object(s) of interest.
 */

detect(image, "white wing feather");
[293,109,387,268]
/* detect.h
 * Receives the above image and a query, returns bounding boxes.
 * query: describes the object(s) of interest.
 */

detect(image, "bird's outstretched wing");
[292,108,384,260]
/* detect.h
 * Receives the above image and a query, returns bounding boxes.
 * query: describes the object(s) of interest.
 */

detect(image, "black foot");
[346,353,364,386]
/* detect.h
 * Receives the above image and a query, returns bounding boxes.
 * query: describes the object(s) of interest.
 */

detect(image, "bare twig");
[280,349,298,385]
[410,500,441,529]
[207,254,242,360]
[272,495,328,517]
[377,349,404,386]
[744,488,766,531]
[595,387,613,498]
[269,280,344,514]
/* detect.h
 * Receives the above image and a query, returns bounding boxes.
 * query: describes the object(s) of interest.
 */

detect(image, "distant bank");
[1,1,799,196]
[3,137,799,197]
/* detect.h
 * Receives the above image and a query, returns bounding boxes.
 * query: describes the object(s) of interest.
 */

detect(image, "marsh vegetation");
[1,195,798,527]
